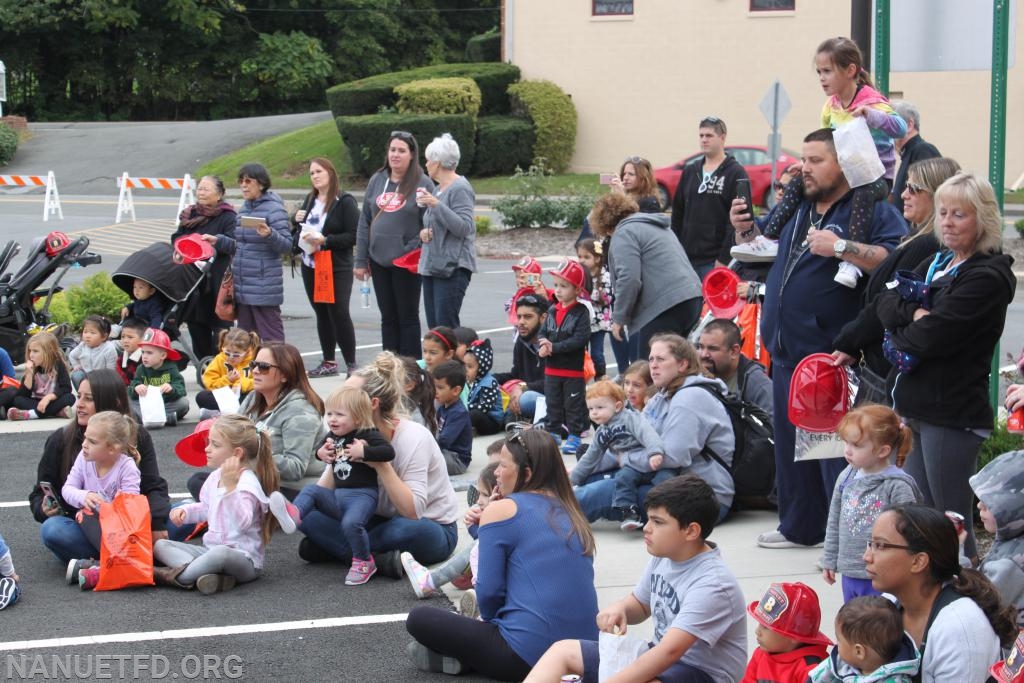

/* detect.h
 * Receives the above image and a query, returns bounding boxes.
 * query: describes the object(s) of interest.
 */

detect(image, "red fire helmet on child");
[991,630,1024,683]
[702,267,744,319]
[139,328,182,362]
[511,256,542,274]
[788,353,850,433]
[747,582,833,646]
[548,258,586,292]
[175,419,216,467]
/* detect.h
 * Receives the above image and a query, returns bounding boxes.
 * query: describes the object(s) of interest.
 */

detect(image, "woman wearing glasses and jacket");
[354,131,435,358]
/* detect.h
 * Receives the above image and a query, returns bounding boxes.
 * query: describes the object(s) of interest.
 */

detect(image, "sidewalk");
[0,371,840,646]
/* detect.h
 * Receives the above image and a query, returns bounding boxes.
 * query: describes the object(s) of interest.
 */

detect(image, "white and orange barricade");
[115,172,195,223]
[0,171,62,221]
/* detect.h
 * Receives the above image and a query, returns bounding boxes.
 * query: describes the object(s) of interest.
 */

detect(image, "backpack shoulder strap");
[912,583,961,681]
[685,383,734,473]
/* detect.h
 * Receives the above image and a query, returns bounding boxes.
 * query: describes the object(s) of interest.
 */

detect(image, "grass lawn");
[195,119,351,189]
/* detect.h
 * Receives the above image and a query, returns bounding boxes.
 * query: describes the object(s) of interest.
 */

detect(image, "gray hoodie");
[970,449,1024,627]
[607,212,702,333]
[241,389,326,482]
[823,464,921,578]
[570,408,664,486]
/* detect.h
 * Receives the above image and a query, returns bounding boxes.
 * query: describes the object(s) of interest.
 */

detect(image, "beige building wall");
[504,1,1024,187]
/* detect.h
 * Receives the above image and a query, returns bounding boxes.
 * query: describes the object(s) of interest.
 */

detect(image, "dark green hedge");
[335,113,476,177]
[471,116,535,177]
[326,63,520,119]
[465,30,501,63]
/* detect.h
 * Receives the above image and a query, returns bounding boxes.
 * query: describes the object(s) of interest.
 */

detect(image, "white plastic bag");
[212,386,240,414]
[598,631,649,682]
[138,390,166,428]
[833,117,884,188]
[532,395,547,425]
[794,367,858,461]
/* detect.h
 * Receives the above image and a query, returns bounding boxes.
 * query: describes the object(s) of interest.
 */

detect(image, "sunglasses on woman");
[906,182,929,195]
[248,361,280,373]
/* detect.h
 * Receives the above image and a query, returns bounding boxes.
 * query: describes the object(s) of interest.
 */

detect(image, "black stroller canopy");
[112,242,207,304]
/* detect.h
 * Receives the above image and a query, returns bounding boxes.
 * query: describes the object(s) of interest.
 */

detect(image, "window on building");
[750,0,795,10]
[593,1,634,16]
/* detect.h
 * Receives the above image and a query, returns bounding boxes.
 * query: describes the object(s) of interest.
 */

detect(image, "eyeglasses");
[507,429,530,457]
[224,350,247,359]
[865,540,913,553]
[906,182,929,195]
[238,177,257,186]
[773,182,786,191]
[248,361,280,374]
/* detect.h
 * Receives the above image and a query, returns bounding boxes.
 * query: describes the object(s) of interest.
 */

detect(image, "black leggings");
[406,606,531,682]
[0,388,76,416]
[470,409,503,436]
[301,263,356,366]
[370,259,422,358]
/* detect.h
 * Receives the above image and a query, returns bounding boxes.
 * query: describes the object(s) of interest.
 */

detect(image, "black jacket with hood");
[669,153,749,265]
[876,250,1015,428]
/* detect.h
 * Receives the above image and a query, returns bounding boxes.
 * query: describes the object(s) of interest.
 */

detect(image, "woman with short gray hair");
[417,133,477,328]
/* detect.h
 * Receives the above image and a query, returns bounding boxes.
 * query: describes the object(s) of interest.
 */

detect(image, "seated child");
[400,356,437,436]
[742,582,831,683]
[571,381,667,530]
[0,345,15,381]
[120,277,169,328]
[68,315,118,390]
[452,326,478,361]
[808,596,920,682]
[401,462,500,617]
[269,386,395,586]
[115,318,147,385]
[196,328,259,420]
[621,360,653,412]
[0,530,20,609]
[433,360,473,475]
[970,450,1024,627]
[465,339,503,436]
[526,475,748,683]
[129,329,189,427]
[0,332,75,421]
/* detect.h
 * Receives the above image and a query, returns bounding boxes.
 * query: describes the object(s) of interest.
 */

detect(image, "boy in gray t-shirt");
[525,475,748,683]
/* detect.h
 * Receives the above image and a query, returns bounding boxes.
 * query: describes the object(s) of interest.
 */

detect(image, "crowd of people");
[2,34,1024,683]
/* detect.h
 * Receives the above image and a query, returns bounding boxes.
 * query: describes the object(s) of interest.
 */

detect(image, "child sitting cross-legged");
[569,380,669,532]
[269,385,395,586]
[808,595,920,682]
[525,475,748,683]
[68,315,118,390]
[433,360,472,475]
[129,329,189,427]
[0,332,75,421]
[742,582,831,683]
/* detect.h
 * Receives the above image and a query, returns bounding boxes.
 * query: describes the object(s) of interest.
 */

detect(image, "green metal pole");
[873,0,890,95]
[990,0,1010,411]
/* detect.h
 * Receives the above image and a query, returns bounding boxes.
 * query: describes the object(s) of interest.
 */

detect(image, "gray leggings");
[429,542,474,587]
[153,540,260,585]
[902,417,985,559]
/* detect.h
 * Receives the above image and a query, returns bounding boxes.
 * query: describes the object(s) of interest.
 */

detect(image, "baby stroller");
[111,241,216,384]
[0,232,102,362]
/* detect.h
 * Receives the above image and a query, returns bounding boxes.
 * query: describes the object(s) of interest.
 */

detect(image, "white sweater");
[921,596,1001,683]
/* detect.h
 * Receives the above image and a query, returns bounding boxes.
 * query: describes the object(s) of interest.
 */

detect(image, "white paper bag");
[598,631,649,682]
[834,117,885,188]
[212,386,240,414]
[532,395,547,425]
[138,390,166,428]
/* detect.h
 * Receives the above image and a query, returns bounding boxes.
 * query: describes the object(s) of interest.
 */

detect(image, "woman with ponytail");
[866,504,1016,681]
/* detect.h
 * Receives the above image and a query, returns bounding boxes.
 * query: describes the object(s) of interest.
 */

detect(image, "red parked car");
[653,145,800,210]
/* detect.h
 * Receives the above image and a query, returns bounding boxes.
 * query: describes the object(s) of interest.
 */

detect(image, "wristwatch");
[833,239,848,257]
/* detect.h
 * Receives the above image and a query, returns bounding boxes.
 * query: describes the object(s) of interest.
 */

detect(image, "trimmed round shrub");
[0,124,18,166]
[507,80,577,173]
[472,116,535,177]
[465,30,501,63]
[395,78,482,118]
[336,113,476,177]
[326,63,520,119]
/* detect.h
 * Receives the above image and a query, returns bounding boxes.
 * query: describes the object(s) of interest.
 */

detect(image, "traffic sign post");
[759,80,791,207]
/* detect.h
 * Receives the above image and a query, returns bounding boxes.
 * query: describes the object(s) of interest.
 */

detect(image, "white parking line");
[0,613,409,652]
[297,326,514,358]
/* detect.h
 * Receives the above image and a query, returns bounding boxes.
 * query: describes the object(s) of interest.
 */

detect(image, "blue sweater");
[436,399,472,467]
[477,492,599,664]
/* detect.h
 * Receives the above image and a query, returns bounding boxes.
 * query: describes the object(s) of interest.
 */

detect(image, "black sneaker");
[308,361,339,378]
[373,549,404,579]
[298,537,336,564]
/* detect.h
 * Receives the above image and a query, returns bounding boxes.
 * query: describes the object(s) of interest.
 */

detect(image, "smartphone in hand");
[39,480,64,514]
[735,179,754,219]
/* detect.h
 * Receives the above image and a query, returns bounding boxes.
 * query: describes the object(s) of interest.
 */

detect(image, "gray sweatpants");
[429,542,474,587]
[153,540,260,585]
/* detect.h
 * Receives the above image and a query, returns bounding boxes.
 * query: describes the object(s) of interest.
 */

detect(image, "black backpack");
[689,379,775,503]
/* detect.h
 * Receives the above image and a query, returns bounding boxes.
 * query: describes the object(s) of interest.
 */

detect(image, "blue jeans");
[503,390,542,423]
[40,516,99,563]
[610,333,633,375]
[423,268,472,330]
[589,331,607,377]
[575,472,729,524]
[299,511,458,566]
[293,484,379,560]
[612,466,679,511]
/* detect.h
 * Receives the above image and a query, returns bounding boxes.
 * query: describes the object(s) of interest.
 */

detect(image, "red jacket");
[742,644,828,683]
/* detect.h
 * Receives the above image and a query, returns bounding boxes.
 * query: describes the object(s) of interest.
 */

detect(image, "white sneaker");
[834,261,862,288]
[730,235,778,263]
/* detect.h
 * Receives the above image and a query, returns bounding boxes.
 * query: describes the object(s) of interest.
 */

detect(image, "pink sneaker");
[78,566,100,591]
[268,491,301,534]
[7,408,34,421]
[345,557,377,586]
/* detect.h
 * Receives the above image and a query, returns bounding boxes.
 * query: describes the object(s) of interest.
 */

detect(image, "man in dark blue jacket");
[731,128,907,549]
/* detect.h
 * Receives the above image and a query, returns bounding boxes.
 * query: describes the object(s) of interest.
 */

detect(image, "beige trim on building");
[504,1,1023,186]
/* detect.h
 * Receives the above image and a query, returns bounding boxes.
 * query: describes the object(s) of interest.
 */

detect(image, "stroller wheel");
[196,356,214,390]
